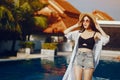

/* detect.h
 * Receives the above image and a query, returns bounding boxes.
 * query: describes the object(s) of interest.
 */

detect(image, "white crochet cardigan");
[62,30,110,80]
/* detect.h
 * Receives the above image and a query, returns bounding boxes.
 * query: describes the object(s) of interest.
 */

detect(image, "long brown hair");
[78,13,99,32]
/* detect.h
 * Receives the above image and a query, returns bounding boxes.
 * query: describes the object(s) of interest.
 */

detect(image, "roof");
[92,10,114,20]
[36,0,114,34]
[40,0,81,33]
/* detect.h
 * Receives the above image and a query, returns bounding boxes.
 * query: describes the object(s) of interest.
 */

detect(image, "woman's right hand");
[64,23,79,34]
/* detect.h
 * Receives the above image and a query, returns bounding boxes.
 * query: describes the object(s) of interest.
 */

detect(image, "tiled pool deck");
[0,50,120,62]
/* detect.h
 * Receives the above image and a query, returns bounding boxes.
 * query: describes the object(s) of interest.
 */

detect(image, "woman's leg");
[83,68,94,80]
[74,65,83,80]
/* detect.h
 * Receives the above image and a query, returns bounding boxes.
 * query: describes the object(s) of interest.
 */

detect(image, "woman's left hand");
[95,22,109,38]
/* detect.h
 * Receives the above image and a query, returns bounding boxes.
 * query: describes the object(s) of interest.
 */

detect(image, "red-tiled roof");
[43,20,66,33]
[92,10,114,20]
[42,0,80,33]
[62,15,79,28]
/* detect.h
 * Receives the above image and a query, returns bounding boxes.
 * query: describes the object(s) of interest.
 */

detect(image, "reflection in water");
[41,56,67,76]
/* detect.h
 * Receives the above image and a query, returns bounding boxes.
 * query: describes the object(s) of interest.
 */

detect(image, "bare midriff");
[78,48,92,53]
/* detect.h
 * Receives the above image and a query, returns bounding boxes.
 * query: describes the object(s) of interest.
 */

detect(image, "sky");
[67,0,120,21]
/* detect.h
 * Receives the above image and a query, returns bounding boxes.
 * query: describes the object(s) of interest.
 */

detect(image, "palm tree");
[0,0,48,56]
[14,0,48,40]
[0,5,22,55]
[0,0,48,40]
[0,0,22,39]
[0,6,22,39]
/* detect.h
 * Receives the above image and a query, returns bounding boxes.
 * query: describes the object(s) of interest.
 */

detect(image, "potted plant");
[19,41,35,54]
[41,43,58,56]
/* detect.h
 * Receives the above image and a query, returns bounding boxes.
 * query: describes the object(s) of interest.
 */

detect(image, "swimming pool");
[94,60,120,80]
[0,56,120,80]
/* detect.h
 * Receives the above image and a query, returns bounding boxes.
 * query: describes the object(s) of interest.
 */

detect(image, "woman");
[62,13,110,80]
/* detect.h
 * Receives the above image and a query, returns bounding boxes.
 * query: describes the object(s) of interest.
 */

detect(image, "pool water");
[94,60,120,80]
[0,56,67,80]
[0,56,120,80]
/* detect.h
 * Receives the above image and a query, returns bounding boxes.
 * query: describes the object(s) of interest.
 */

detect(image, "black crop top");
[78,32,96,50]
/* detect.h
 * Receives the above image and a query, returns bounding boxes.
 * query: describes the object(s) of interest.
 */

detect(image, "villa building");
[32,0,115,51]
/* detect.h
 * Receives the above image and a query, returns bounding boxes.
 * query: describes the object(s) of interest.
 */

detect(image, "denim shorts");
[74,51,94,69]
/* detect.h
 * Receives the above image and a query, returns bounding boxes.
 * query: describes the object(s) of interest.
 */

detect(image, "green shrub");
[42,43,57,50]
[19,41,35,48]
